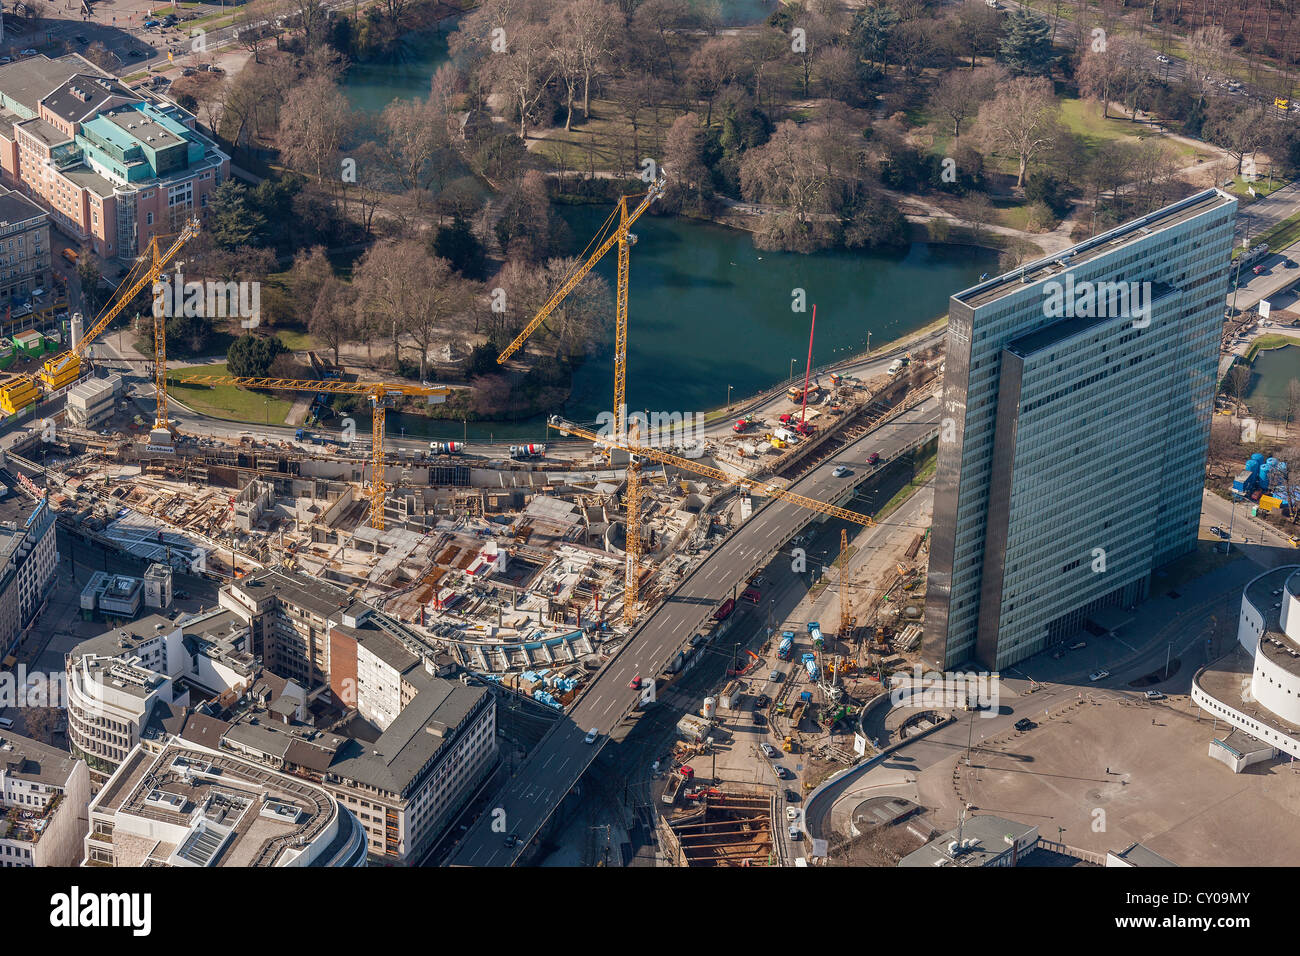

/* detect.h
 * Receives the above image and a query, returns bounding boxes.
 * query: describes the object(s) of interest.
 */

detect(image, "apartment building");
[925,189,1238,671]
[0,54,228,260]
[0,730,91,867]
[0,186,48,303]
[0,491,57,665]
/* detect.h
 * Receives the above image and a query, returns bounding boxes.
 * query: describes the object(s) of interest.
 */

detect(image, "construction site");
[1,188,944,737]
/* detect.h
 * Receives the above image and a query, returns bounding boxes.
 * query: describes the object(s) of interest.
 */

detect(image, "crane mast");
[549,415,874,625]
[498,176,665,444]
[177,374,451,530]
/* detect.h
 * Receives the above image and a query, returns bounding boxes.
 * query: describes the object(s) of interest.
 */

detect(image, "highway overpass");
[449,393,942,866]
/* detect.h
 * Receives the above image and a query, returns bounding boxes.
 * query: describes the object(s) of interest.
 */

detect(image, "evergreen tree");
[999,9,1054,76]
[227,333,286,378]
[208,180,268,250]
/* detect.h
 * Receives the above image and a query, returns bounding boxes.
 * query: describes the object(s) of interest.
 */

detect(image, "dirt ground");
[918,691,1300,866]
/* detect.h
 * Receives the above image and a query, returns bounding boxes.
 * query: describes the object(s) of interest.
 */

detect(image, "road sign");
[853,734,867,756]
[1260,300,1271,319]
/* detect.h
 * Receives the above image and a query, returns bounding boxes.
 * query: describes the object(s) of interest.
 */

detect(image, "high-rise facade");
[925,189,1237,671]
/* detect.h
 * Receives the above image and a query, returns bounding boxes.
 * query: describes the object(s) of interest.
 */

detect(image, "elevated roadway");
[449,394,942,866]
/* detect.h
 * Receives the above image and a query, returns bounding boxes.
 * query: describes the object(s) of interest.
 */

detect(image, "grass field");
[529,98,679,174]
[169,363,294,424]
[275,329,314,351]
[1245,333,1299,362]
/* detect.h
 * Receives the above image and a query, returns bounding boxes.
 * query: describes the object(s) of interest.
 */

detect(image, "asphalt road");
[448,394,942,866]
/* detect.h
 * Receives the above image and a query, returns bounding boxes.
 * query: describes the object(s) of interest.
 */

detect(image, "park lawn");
[1225,176,1288,200]
[169,362,294,424]
[529,97,683,174]
[275,329,314,351]
[1245,334,1298,362]
[994,200,1034,231]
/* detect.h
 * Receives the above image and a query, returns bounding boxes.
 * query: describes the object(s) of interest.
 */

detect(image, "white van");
[0,717,13,730]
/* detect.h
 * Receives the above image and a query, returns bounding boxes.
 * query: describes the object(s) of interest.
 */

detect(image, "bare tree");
[976,76,1059,187]
[277,74,353,183]
[484,20,558,140]
[375,98,452,205]
[929,65,1004,137]
[1224,363,1252,415]
[687,36,743,127]
[309,275,357,365]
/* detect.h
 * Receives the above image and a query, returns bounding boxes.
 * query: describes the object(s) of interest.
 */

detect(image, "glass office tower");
[925,189,1238,671]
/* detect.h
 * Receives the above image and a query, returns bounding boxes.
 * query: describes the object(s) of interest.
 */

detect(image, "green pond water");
[379,208,995,441]
[337,4,997,442]
[1245,343,1300,415]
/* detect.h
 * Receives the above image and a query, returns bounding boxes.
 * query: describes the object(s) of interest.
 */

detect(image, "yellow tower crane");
[497,175,666,443]
[174,375,452,530]
[0,220,200,415]
[549,415,875,625]
[839,527,854,639]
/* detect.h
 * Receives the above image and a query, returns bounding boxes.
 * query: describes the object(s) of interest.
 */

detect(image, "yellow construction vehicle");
[0,220,199,415]
[174,374,452,531]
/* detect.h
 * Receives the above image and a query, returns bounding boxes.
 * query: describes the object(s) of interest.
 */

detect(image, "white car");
[1145,690,1166,700]
[20,49,37,57]
[786,806,800,821]
[584,728,599,744]
[1089,670,1110,682]
[1155,54,1170,64]
[832,465,850,478]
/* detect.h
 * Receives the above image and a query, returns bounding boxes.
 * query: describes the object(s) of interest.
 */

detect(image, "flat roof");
[92,741,339,867]
[231,567,353,621]
[899,814,1037,867]
[0,188,45,228]
[0,54,106,114]
[0,732,81,789]
[956,189,1235,310]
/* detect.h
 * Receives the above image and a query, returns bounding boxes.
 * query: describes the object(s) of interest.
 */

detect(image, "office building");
[925,189,1237,670]
[83,739,367,867]
[0,54,229,260]
[65,609,255,775]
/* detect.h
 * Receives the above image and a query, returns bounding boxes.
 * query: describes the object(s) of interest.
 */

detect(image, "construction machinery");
[172,374,452,530]
[0,219,200,416]
[497,175,666,444]
[548,414,875,625]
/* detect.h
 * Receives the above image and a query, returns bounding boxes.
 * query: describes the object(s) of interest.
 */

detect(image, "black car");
[75,35,88,43]
[129,49,146,57]
[753,694,770,710]
[752,713,766,726]
[785,789,800,803]
[1014,718,1035,732]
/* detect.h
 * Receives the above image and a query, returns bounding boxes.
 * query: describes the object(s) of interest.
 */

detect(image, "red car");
[629,676,642,690]
[868,452,880,465]
[742,587,761,604]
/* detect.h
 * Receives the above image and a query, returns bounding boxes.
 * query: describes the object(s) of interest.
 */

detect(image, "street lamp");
[789,358,797,381]
[727,384,733,409]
